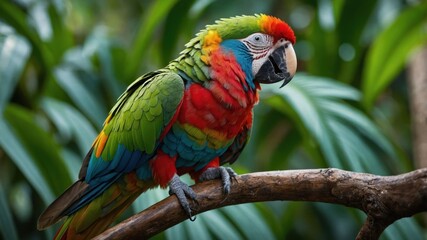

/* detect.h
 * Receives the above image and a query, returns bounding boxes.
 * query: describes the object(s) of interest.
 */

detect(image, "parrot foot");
[169,174,198,220]
[199,167,237,194]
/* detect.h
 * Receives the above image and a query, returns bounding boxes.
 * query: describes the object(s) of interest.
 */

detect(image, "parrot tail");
[53,189,141,240]
[38,172,153,240]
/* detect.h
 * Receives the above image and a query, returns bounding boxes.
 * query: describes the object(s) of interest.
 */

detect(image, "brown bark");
[94,168,427,240]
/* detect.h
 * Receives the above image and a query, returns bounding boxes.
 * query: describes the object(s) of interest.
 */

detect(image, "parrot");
[37,14,297,239]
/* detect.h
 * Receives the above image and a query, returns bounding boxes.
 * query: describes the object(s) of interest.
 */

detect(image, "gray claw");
[169,174,197,220]
[199,167,237,194]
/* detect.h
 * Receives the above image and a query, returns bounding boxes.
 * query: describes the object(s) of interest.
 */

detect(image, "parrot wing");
[37,70,185,229]
[219,121,251,165]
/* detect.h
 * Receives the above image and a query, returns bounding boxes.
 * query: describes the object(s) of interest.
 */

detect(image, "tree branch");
[94,168,427,240]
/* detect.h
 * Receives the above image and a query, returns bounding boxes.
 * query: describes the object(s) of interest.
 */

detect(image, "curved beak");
[254,41,297,88]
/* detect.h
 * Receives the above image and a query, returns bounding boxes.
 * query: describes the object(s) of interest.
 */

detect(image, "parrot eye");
[243,33,272,48]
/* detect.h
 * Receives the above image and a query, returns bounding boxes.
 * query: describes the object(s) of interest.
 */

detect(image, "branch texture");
[94,168,427,240]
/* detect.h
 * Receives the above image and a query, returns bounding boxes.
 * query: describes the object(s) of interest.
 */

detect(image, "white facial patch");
[251,53,271,76]
[240,33,276,77]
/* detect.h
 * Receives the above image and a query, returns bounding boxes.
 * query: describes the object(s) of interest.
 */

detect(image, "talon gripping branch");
[37,14,297,239]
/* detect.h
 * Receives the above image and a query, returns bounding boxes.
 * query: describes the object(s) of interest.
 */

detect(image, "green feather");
[140,127,152,153]
[100,71,184,155]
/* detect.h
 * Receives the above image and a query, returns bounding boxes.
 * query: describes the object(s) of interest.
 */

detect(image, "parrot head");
[195,14,297,88]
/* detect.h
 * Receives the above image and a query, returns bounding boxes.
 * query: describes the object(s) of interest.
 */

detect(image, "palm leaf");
[262,74,400,173]
[124,0,179,81]
[0,24,31,113]
[54,66,107,126]
[41,97,97,156]
[0,118,55,204]
[2,105,73,198]
[362,2,427,108]
[0,1,54,74]
[0,184,18,240]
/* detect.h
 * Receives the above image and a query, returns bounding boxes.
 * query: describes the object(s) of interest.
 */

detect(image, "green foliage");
[262,75,401,174]
[0,27,30,113]
[362,1,427,108]
[3,104,72,198]
[0,0,425,239]
[0,180,18,240]
[124,0,179,81]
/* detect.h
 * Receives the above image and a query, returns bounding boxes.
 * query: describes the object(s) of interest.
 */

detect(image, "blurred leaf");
[124,0,178,81]
[262,74,398,173]
[28,1,53,41]
[314,203,359,239]
[253,113,302,170]
[2,104,72,198]
[0,118,54,204]
[321,101,399,173]
[160,0,196,66]
[165,219,187,239]
[362,2,427,108]
[306,4,338,78]
[390,218,424,240]
[46,2,74,61]
[0,184,18,240]
[84,27,123,100]
[181,216,212,240]
[54,66,107,125]
[279,202,302,238]
[381,218,424,240]
[335,0,377,83]
[382,221,402,240]
[42,97,97,155]
[60,149,85,180]
[132,187,169,212]
[221,204,275,240]
[0,1,54,73]
[336,0,377,45]
[199,210,241,239]
[9,182,32,221]
[0,28,31,113]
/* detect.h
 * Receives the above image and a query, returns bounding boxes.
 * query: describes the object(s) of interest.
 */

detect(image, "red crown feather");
[259,15,296,44]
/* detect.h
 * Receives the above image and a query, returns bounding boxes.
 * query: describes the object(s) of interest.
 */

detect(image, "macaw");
[37,14,297,239]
